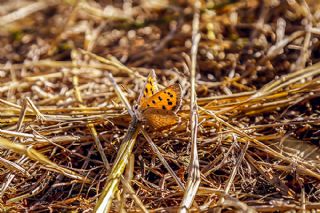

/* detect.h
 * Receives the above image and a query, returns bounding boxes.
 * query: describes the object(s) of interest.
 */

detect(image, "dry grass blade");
[0,156,28,198]
[120,176,149,213]
[0,1,52,26]
[106,73,134,117]
[0,129,43,139]
[120,154,135,211]
[6,171,52,203]
[0,156,30,177]
[1,1,320,211]
[0,136,87,182]
[206,111,320,180]
[0,98,32,112]
[141,129,185,190]
[80,49,146,83]
[76,1,132,21]
[179,2,201,211]
[254,62,320,98]
[94,117,140,212]
[94,73,140,212]
[216,134,253,212]
[25,97,45,121]
[88,123,110,169]
[72,75,110,169]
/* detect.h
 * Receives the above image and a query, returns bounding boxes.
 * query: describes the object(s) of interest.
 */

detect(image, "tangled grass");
[0,0,320,212]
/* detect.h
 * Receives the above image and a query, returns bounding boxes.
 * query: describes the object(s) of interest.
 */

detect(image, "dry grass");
[1,0,320,212]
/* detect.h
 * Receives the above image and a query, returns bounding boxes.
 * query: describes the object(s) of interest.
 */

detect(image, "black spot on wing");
[145,88,148,93]
[152,100,156,104]
[162,106,166,110]
[158,96,162,101]
[168,101,173,105]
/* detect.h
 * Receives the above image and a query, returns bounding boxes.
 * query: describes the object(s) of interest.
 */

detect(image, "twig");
[179,1,201,211]
[94,116,140,212]
[0,1,53,26]
[141,129,185,190]
[94,73,140,212]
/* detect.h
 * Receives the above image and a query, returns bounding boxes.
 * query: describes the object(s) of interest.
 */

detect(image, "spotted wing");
[139,84,182,112]
[138,70,159,107]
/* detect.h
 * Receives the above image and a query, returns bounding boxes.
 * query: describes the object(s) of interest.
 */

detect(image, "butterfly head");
[133,102,145,122]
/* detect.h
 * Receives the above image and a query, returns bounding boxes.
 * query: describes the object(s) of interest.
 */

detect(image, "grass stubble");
[0,0,320,212]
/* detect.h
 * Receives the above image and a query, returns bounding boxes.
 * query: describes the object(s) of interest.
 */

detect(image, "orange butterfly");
[135,70,182,129]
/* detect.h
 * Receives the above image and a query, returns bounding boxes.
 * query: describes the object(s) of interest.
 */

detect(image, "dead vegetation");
[1,0,320,212]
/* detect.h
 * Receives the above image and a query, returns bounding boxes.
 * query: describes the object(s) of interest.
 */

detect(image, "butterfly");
[135,70,182,129]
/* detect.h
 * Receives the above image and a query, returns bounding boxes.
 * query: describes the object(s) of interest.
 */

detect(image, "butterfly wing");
[139,84,182,113]
[142,108,180,129]
[138,70,159,106]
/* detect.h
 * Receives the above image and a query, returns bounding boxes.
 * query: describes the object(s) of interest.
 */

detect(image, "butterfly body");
[135,70,182,129]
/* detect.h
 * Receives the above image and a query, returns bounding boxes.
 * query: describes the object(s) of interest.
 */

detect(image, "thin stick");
[73,76,110,169]
[141,129,185,190]
[120,175,149,213]
[179,1,201,211]
[26,97,46,121]
[107,73,134,117]
[0,1,52,26]
[216,134,250,211]
[94,116,140,213]
[94,73,140,212]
